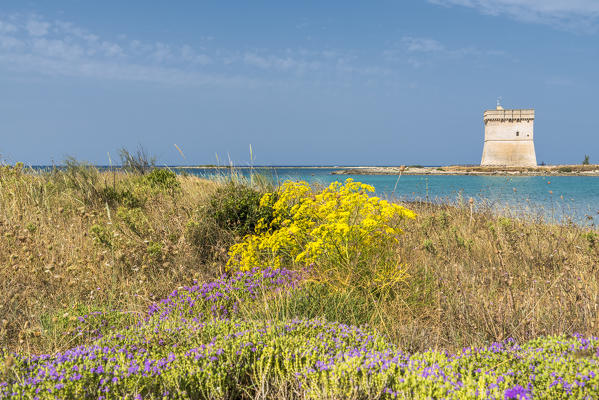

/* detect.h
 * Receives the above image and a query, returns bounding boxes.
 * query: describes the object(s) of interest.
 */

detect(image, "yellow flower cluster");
[227,179,416,290]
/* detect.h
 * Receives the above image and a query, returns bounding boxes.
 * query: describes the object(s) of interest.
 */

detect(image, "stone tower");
[480,105,537,167]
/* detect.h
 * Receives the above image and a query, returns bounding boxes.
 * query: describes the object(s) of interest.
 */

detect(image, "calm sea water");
[179,167,599,225]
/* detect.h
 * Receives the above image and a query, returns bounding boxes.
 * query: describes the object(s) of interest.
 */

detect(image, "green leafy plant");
[99,186,144,208]
[25,223,37,234]
[423,238,436,254]
[207,182,274,237]
[583,231,598,249]
[146,241,163,261]
[116,206,151,236]
[89,224,113,248]
[142,168,179,191]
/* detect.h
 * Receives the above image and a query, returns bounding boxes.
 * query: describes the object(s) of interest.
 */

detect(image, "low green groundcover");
[1,269,597,399]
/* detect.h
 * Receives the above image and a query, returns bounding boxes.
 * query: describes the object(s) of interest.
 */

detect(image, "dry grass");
[0,164,235,353]
[237,196,599,353]
[1,164,598,355]
[388,200,599,352]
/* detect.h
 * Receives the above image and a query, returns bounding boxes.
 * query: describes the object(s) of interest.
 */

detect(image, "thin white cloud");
[31,38,84,60]
[243,52,272,69]
[54,21,99,42]
[151,42,172,63]
[429,0,599,31]
[0,51,254,88]
[403,37,445,52]
[242,51,323,72]
[0,35,22,50]
[26,19,50,36]
[0,20,17,33]
[384,36,508,67]
[0,14,255,87]
[0,12,396,88]
[181,44,212,65]
[100,41,124,57]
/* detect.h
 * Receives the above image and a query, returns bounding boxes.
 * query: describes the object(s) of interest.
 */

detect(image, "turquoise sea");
[179,167,599,225]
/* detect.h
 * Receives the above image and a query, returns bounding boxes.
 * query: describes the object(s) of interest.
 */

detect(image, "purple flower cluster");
[145,267,299,322]
[295,334,599,399]
[504,384,531,399]
[1,267,598,399]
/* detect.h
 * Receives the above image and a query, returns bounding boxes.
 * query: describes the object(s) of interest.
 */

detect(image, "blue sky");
[1,1,598,166]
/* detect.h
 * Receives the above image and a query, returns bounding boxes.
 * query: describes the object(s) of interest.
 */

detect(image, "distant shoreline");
[169,164,599,176]
[169,165,347,169]
[27,164,599,176]
[331,165,599,176]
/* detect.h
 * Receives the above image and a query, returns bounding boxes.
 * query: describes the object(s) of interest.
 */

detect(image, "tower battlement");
[484,109,534,123]
[481,106,537,167]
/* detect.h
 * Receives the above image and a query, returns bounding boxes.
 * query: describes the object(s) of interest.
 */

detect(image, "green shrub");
[89,224,113,248]
[25,223,37,234]
[146,241,163,261]
[558,167,573,173]
[184,181,276,263]
[451,226,467,248]
[206,182,273,236]
[498,216,512,229]
[116,206,151,236]
[423,238,436,254]
[583,231,598,249]
[583,155,590,165]
[143,168,179,191]
[99,186,144,208]
[437,211,449,229]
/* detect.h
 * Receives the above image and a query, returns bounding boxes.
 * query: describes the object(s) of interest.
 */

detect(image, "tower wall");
[481,109,537,167]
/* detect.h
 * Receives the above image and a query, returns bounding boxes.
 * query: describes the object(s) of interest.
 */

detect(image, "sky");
[0,1,598,166]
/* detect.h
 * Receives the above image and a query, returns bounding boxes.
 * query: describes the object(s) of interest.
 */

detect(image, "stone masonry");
[481,105,537,167]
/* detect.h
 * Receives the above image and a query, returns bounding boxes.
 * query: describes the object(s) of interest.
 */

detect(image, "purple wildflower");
[504,385,531,400]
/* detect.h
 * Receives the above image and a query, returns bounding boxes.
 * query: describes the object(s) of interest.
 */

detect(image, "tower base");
[481,140,537,167]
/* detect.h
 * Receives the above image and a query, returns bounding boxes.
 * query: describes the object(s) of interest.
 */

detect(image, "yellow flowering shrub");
[227,179,416,292]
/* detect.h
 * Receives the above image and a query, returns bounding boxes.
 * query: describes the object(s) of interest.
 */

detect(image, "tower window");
[516,131,520,136]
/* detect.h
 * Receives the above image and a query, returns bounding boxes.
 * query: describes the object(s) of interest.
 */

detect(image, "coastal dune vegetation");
[1,160,598,398]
